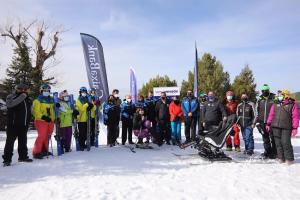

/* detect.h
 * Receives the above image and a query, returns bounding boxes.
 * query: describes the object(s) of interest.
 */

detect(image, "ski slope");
[1,127,300,200]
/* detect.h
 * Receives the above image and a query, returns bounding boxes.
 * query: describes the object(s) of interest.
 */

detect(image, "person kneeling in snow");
[133,108,151,146]
[267,90,299,165]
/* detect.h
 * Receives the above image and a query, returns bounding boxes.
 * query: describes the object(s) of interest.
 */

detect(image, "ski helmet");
[79,86,87,93]
[261,84,270,91]
[281,89,290,98]
[199,92,207,98]
[40,83,51,91]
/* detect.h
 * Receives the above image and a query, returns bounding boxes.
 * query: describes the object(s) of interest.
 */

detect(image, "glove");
[87,102,93,111]
[55,103,60,108]
[95,100,101,106]
[72,109,79,118]
[266,125,271,133]
[292,129,298,137]
[41,115,51,122]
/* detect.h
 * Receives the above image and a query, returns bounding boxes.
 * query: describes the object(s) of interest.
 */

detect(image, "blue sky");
[0,0,299,97]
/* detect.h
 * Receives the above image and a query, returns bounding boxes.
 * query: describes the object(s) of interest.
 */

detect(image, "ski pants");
[226,124,240,148]
[171,121,181,141]
[90,118,95,146]
[60,126,72,151]
[78,122,87,150]
[122,119,133,144]
[157,120,171,143]
[241,126,254,151]
[184,116,197,141]
[258,122,277,156]
[107,123,118,145]
[2,125,29,162]
[33,120,54,156]
[272,128,294,161]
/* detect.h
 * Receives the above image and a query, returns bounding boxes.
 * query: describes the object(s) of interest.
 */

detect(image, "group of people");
[1,82,299,166]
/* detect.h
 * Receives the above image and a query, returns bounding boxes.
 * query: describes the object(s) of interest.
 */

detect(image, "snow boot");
[33,153,44,159]
[3,161,11,167]
[235,146,241,152]
[226,146,232,151]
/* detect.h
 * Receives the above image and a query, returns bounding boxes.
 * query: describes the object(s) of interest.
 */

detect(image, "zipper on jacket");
[277,103,282,127]
[242,102,245,127]
[264,99,267,123]
[24,100,27,126]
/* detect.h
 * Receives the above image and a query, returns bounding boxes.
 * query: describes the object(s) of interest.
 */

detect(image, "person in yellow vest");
[32,84,55,159]
[75,87,94,151]
[57,90,73,152]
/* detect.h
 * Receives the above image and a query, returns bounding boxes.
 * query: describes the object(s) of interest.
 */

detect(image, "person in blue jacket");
[182,90,199,143]
[120,95,135,145]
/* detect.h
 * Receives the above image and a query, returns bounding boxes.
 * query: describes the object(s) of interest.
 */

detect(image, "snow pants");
[226,124,240,148]
[33,120,54,156]
[60,126,72,151]
[171,121,181,141]
[272,128,294,161]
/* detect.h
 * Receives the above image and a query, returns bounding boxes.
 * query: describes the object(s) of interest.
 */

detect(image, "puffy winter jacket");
[75,96,96,123]
[155,99,170,121]
[145,97,158,121]
[267,99,299,130]
[224,100,238,115]
[203,99,227,124]
[32,95,55,122]
[103,102,119,125]
[256,93,275,123]
[6,92,32,127]
[169,101,183,122]
[181,97,199,117]
[236,101,257,128]
[120,101,135,121]
[58,101,73,128]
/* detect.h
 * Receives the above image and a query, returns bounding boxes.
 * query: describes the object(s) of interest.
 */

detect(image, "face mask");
[161,96,166,100]
[187,93,192,97]
[201,97,206,102]
[174,100,179,105]
[226,96,233,101]
[91,93,95,97]
[114,94,119,98]
[63,96,69,102]
[42,91,50,97]
[262,91,270,97]
[126,99,132,103]
[241,97,248,101]
[208,96,215,102]
[278,96,284,101]
[81,93,87,97]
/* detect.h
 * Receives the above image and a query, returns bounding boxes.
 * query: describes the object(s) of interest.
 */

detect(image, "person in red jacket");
[224,91,240,152]
[169,96,183,145]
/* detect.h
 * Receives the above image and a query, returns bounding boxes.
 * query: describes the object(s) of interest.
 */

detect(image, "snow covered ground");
[1,127,300,200]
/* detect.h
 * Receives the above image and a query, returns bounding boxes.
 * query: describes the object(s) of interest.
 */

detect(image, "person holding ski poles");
[169,96,183,145]
[256,84,277,159]
[236,93,257,156]
[57,90,73,152]
[32,84,55,159]
[267,89,299,165]
[89,88,100,147]
[182,90,199,144]
[103,95,119,147]
[75,87,93,151]
[224,91,240,152]
[2,83,33,166]
[120,95,135,145]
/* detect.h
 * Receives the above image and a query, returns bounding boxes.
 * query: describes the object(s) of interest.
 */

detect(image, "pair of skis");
[53,92,64,156]
[69,95,80,151]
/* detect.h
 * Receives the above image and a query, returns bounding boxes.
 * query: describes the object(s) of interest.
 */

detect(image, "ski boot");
[3,160,11,167]
[18,157,33,162]
[226,146,232,151]
[235,146,241,152]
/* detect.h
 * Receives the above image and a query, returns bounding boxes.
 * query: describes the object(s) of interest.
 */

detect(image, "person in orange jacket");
[224,91,240,152]
[169,96,183,145]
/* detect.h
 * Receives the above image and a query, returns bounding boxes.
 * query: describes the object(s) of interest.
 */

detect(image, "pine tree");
[231,65,257,101]
[2,35,33,94]
[181,53,230,99]
[139,75,177,97]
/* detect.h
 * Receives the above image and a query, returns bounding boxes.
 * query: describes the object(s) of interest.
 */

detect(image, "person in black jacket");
[112,89,121,144]
[256,84,277,159]
[203,91,227,131]
[155,92,171,146]
[236,93,257,155]
[2,83,33,166]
